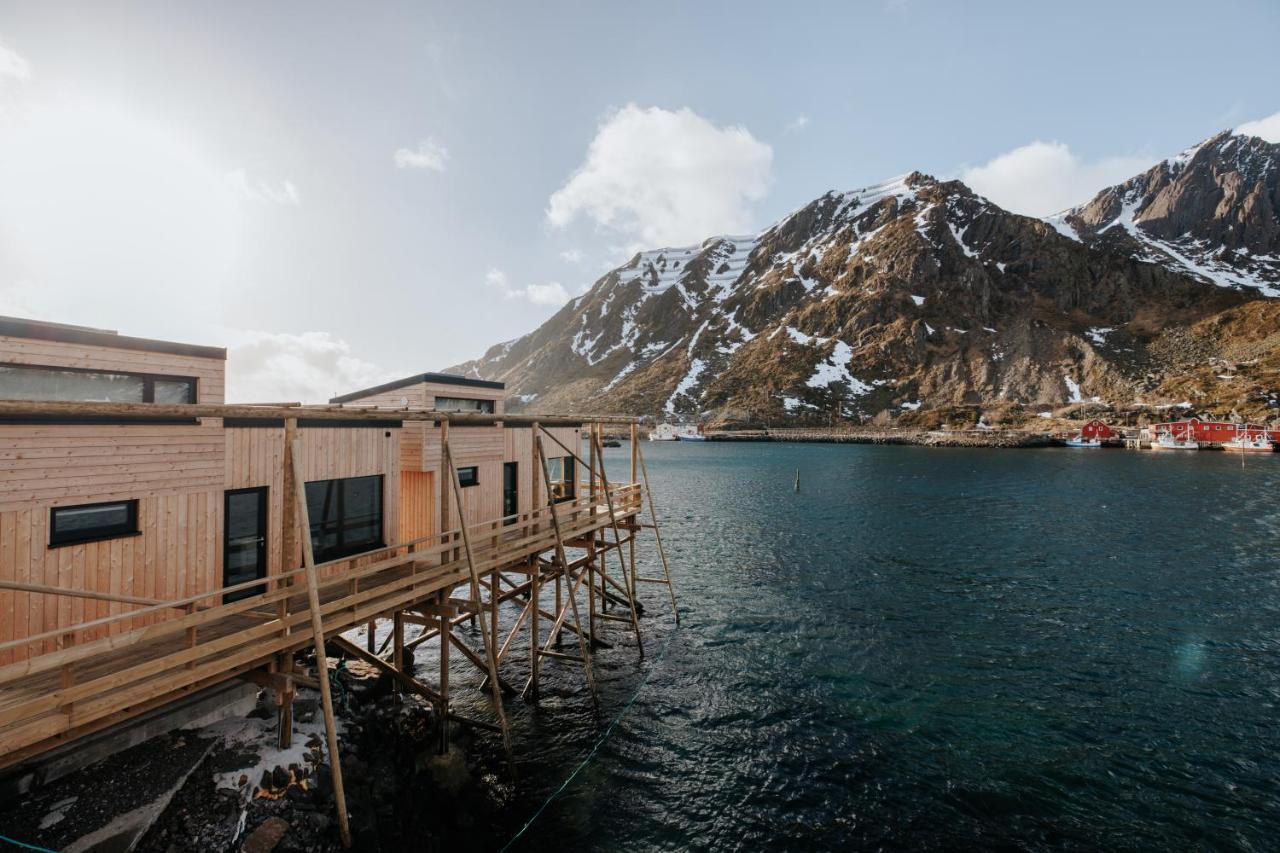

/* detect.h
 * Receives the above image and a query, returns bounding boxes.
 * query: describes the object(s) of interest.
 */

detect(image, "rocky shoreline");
[0,644,516,853]
[705,429,1057,448]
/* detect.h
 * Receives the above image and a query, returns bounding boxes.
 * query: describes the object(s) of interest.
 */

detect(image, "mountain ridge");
[449,129,1279,425]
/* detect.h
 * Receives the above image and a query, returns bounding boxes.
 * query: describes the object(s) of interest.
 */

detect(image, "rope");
[0,833,58,853]
[500,625,681,852]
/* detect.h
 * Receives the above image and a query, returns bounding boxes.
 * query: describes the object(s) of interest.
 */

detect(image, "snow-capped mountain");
[1051,130,1280,297]
[451,132,1280,424]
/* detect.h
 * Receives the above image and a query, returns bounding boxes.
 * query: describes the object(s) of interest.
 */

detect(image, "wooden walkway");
[0,484,642,770]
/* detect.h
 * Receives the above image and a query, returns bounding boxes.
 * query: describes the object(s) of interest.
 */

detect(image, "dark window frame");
[502,461,518,524]
[433,396,496,414]
[304,475,385,563]
[457,466,479,488]
[550,456,576,503]
[0,361,197,404]
[49,499,140,548]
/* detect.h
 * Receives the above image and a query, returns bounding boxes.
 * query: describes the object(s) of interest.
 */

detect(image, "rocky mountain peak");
[1054,130,1280,297]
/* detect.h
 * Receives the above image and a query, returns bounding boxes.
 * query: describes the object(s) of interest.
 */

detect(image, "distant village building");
[1079,419,1114,439]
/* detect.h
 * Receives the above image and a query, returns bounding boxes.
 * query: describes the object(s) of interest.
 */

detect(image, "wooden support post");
[438,592,450,754]
[629,422,639,609]
[442,439,513,757]
[392,611,405,692]
[590,429,644,657]
[529,423,542,698]
[587,425,599,639]
[288,432,352,848]
[637,441,680,624]
[534,432,598,702]
[277,653,295,749]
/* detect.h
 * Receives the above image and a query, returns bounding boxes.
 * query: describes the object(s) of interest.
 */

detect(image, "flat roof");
[0,315,226,360]
[329,371,504,404]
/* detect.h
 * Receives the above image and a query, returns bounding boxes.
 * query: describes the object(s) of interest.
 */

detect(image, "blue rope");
[500,626,681,852]
[0,833,58,853]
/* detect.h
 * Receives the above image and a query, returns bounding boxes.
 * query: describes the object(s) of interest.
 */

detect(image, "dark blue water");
[488,443,1280,851]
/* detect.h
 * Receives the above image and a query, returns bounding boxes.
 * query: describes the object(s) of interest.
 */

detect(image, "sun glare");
[0,97,242,328]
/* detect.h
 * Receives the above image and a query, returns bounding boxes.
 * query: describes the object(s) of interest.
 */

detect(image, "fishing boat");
[1064,436,1102,448]
[1150,430,1199,451]
[678,425,706,442]
[1223,432,1275,453]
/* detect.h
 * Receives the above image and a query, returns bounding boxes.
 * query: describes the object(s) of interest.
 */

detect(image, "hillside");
[450,131,1280,424]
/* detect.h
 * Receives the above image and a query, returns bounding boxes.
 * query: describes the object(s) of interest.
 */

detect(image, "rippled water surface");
[482,442,1280,851]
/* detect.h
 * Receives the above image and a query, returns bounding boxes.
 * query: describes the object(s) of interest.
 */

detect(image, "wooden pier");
[0,333,677,849]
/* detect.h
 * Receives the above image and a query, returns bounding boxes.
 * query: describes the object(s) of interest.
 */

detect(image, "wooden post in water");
[288,432,352,849]
[795,468,800,492]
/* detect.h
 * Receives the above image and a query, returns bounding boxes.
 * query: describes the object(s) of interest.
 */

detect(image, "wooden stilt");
[288,432,352,849]
[392,611,404,691]
[442,441,513,757]
[534,433,598,702]
[589,429,645,656]
[438,592,450,755]
[530,421,544,697]
[636,441,679,624]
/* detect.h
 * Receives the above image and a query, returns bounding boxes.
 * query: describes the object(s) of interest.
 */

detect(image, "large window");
[304,475,384,562]
[547,456,576,502]
[434,396,495,414]
[0,363,196,403]
[50,500,139,547]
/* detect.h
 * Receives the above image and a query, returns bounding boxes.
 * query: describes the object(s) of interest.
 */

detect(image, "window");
[546,456,576,502]
[434,396,495,414]
[0,363,196,403]
[304,475,384,562]
[457,466,479,487]
[50,500,139,547]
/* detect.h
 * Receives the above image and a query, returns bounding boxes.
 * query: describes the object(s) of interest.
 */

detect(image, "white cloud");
[394,138,449,171]
[559,248,584,264]
[226,169,299,205]
[226,330,396,403]
[485,267,569,306]
[961,141,1154,216]
[0,37,30,86]
[1236,111,1280,143]
[547,104,773,247]
[785,115,810,134]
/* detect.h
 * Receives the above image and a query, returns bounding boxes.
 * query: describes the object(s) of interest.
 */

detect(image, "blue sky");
[1,1,1277,400]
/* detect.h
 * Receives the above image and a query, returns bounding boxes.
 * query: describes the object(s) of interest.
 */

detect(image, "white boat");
[1064,436,1101,448]
[649,423,681,441]
[1223,432,1275,453]
[1151,430,1199,451]
[677,425,706,441]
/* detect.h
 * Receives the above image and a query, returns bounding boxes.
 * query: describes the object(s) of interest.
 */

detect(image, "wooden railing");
[0,482,641,767]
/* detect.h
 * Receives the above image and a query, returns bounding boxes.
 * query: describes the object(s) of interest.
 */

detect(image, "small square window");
[457,466,479,487]
[50,500,139,547]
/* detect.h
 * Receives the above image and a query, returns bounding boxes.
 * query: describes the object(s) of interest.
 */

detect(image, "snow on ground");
[947,221,979,259]
[1063,374,1083,403]
[783,396,818,412]
[515,393,538,403]
[805,341,876,395]
[1085,327,1114,345]
[910,294,925,306]
[194,710,335,794]
[900,400,922,411]
[664,358,706,414]
[1044,213,1082,242]
[1037,411,1052,418]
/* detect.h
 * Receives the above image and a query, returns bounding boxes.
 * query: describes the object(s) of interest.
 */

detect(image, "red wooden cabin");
[1080,419,1113,439]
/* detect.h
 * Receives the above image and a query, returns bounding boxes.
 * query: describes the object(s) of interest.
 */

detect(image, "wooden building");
[0,317,675,846]
[329,374,581,537]
[1079,419,1114,440]
[0,317,399,660]
[1150,418,1280,444]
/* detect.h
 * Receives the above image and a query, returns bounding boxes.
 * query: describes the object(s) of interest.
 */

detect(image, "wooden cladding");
[0,424,225,511]
[0,334,225,404]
